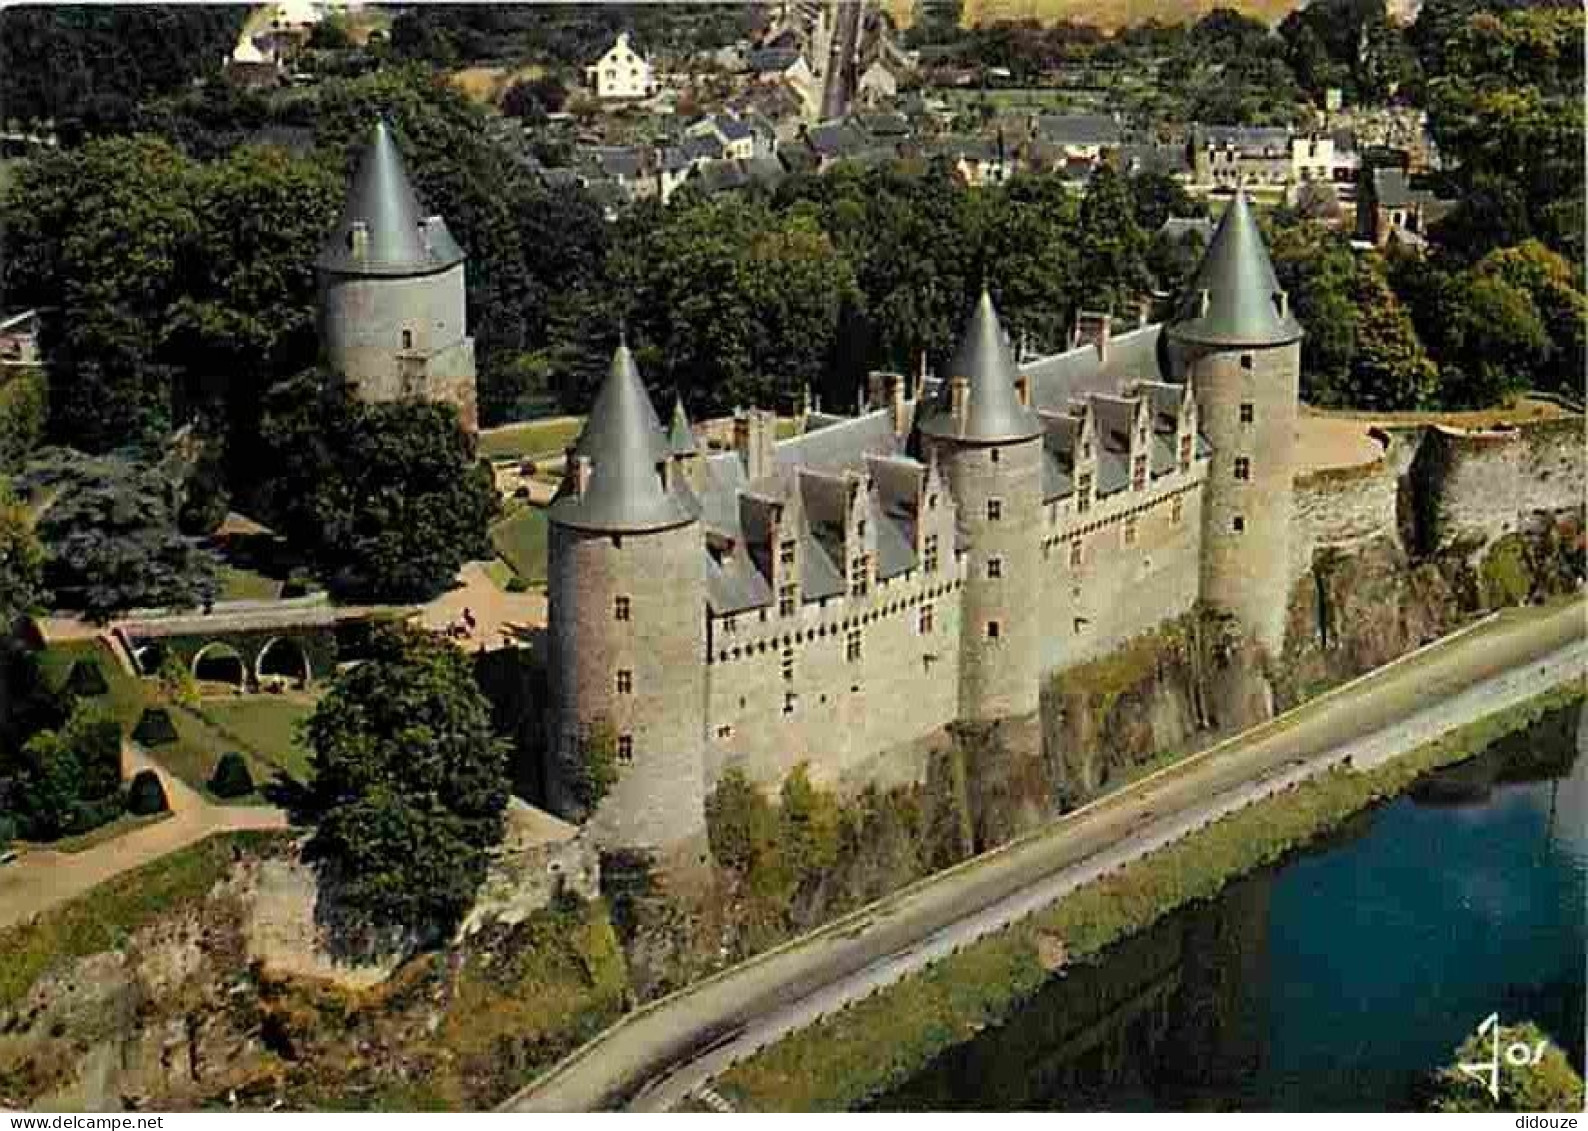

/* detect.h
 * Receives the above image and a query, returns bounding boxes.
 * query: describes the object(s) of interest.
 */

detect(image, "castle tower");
[316,121,479,431]
[1165,190,1303,655]
[545,344,706,851]
[917,290,1044,723]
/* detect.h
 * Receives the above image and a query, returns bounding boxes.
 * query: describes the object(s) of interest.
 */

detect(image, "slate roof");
[668,396,698,456]
[548,345,698,533]
[1196,125,1292,153]
[749,47,802,73]
[918,290,1043,443]
[316,121,466,278]
[1167,190,1303,349]
[1036,113,1123,147]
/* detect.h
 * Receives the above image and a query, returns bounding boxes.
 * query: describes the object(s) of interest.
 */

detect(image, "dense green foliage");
[304,625,510,935]
[253,373,496,601]
[0,480,44,626]
[1430,1019,1585,1112]
[210,751,256,800]
[2,707,125,841]
[0,5,244,134]
[567,715,619,814]
[0,371,47,474]
[23,450,218,622]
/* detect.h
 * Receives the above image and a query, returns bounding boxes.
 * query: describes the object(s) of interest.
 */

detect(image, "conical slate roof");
[548,345,698,533]
[316,121,466,277]
[667,395,699,456]
[1167,189,1302,348]
[918,289,1043,443]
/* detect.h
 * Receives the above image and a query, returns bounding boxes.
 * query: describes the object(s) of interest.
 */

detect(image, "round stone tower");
[1166,190,1303,656]
[917,290,1044,723]
[316,121,478,431]
[545,344,707,852]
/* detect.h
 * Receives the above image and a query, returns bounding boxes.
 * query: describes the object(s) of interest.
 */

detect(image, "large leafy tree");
[26,450,218,622]
[0,480,44,627]
[304,624,510,935]
[254,373,497,601]
[1075,166,1152,318]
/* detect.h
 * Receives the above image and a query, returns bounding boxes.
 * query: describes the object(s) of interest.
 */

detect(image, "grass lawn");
[478,417,584,461]
[36,640,293,800]
[19,810,173,854]
[197,695,317,784]
[482,557,517,590]
[489,505,549,584]
[0,830,293,1010]
[217,564,283,601]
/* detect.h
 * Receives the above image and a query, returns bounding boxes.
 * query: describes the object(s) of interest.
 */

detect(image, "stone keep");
[316,121,479,431]
[545,344,707,851]
[918,291,1045,723]
[1166,190,1302,655]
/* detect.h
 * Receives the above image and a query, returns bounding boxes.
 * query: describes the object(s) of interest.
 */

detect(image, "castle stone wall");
[1411,417,1585,554]
[1289,429,1399,581]
[926,436,1044,721]
[1040,471,1206,675]
[319,263,477,429]
[545,519,706,850]
[704,563,965,791]
[1175,339,1300,655]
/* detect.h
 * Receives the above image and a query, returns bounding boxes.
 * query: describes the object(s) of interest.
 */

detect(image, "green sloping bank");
[715,683,1585,1111]
[0,830,294,1010]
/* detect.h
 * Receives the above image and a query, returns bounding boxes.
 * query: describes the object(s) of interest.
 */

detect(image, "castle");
[318,123,1304,854]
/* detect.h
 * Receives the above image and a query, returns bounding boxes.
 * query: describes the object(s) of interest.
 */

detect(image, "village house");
[586,31,656,101]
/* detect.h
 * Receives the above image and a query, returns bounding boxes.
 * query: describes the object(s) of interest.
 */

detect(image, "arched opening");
[192,642,248,691]
[133,641,169,678]
[256,637,311,689]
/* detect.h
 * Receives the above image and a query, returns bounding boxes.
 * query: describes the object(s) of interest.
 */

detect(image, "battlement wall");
[1290,428,1399,581]
[705,558,966,791]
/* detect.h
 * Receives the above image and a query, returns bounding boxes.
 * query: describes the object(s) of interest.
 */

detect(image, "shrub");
[1479,534,1533,608]
[131,707,178,746]
[157,652,201,709]
[71,794,124,830]
[210,751,255,798]
[63,711,122,801]
[62,658,109,697]
[0,812,16,849]
[126,769,169,816]
[505,575,530,593]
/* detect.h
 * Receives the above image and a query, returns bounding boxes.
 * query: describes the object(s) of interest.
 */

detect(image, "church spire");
[316,120,465,277]
[1167,188,1302,348]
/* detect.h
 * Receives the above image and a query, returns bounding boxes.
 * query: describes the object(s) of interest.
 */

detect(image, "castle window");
[1078,473,1093,513]
[990,447,1000,464]
[1082,439,1091,460]
[1132,455,1148,492]
[721,615,737,634]
[1124,516,1138,546]
[616,669,633,694]
[1179,434,1193,472]
[1240,402,1254,424]
[617,734,634,762]
[857,519,866,539]
[1070,539,1083,568]
[1234,456,1251,481]
[1233,515,1246,533]
[923,534,939,573]
[986,498,1002,522]
[849,555,870,597]
[986,620,1001,640]
[782,646,795,682]
[401,328,413,350]
[928,493,938,510]
[1172,495,1184,524]
[1240,353,1254,371]
[779,539,796,568]
[611,534,623,549]
[784,691,797,714]
[987,556,1002,579]
[779,583,798,618]
[919,603,934,634]
[717,724,733,739]
[846,628,862,662]
[615,595,631,622]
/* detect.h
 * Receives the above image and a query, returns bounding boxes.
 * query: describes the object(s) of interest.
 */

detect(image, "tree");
[254,374,497,601]
[28,451,218,622]
[779,763,841,885]
[567,715,619,814]
[0,480,44,627]
[1075,166,1152,317]
[1439,271,1549,407]
[1430,1020,1585,1112]
[63,709,122,803]
[1130,169,1204,233]
[705,766,778,875]
[304,624,509,934]
[1474,241,1587,396]
[14,730,81,839]
[1345,261,1438,410]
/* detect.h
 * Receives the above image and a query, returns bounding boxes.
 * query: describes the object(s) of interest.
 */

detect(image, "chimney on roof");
[949,374,969,421]
[889,372,907,436]
[1074,309,1112,363]
[349,220,369,261]
[734,407,776,481]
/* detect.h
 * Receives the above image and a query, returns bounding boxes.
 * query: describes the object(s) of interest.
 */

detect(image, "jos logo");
[1458,1012,1551,1101]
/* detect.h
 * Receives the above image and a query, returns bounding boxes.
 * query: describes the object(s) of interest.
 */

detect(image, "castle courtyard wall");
[1289,428,1400,581]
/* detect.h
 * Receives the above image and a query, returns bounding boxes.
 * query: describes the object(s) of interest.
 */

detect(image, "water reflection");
[875,702,1585,1112]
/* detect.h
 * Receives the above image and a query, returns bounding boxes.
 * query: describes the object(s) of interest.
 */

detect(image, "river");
[875,700,1587,1111]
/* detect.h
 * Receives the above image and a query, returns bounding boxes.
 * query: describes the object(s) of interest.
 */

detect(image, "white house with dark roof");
[586,31,655,101]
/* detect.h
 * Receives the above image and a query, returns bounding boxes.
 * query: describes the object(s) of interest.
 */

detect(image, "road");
[506,596,1586,1113]
[819,0,865,123]
[0,745,291,931]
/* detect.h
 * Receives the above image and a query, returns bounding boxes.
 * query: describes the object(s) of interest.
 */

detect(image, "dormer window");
[401,329,413,351]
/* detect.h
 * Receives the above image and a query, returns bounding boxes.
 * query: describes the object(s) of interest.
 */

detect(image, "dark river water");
[876,701,1587,1112]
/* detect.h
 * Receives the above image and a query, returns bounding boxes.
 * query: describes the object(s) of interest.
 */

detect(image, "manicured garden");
[489,504,549,586]
[477,417,584,461]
